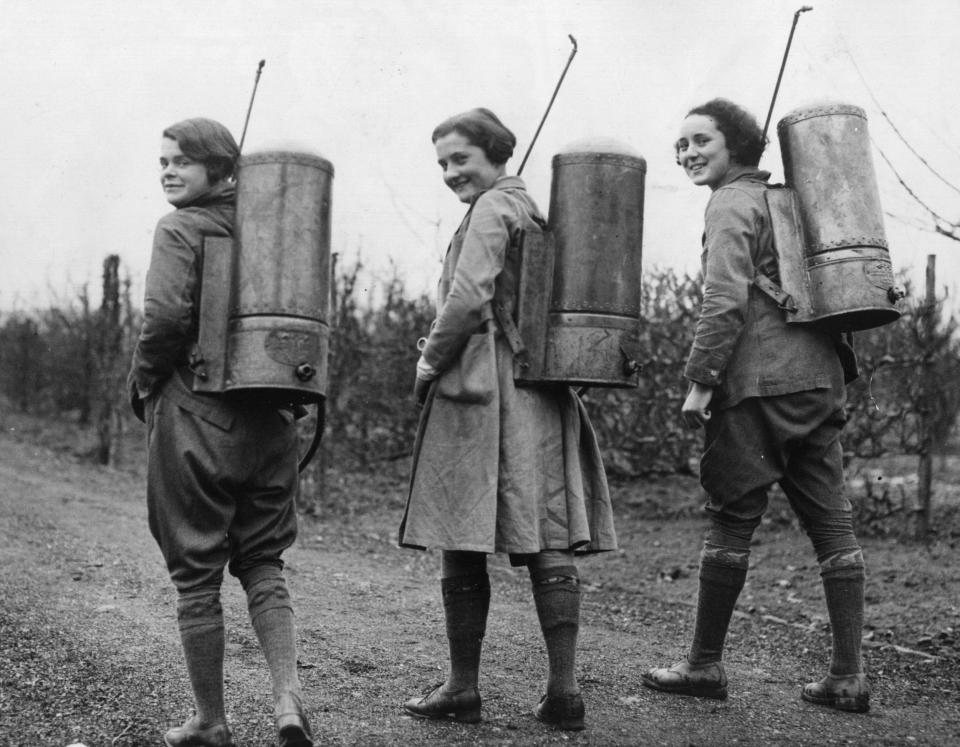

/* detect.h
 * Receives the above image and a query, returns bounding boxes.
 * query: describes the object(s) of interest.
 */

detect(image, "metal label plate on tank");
[264,329,320,366]
[863,261,894,289]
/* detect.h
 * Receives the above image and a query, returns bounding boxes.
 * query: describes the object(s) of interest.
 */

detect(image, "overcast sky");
[1,0,958,311]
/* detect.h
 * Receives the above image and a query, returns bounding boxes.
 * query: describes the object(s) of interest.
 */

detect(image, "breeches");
[699,390,861,566]
[145,389,300,591]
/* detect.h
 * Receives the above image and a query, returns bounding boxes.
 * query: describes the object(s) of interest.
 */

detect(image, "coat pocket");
[436,326,497,405]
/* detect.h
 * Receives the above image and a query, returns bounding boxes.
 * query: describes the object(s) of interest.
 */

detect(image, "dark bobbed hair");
[678,98,766,167]
[162,117,240,183]
[431,108,516,166]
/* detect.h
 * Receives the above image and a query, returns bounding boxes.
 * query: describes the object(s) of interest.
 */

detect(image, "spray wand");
[517,35,578,176]
[762,6,812,143]
[238,59,266,152]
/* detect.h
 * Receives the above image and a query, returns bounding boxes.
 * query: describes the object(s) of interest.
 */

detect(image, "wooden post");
[96,255,122,466]
[914,254,935,542]
[311,252,336,509]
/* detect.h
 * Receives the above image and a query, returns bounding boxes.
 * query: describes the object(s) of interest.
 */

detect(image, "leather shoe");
[534,692,585,731]
[276,691,315,747]
[641,660,728,700]
[801,673,870,713]
[163,715,235,747]
[404,683,482,723]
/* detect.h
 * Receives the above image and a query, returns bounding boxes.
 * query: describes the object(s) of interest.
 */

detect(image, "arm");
[128,215,201,403]
[683,188,760,387]
[418,191,517,374]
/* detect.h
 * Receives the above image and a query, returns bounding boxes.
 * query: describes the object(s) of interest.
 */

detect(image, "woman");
[641,99,869,713]
[398,108,617,731]
[128,118,314,747]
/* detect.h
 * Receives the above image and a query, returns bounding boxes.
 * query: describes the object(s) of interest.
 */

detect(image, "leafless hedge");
[1,259,956,515]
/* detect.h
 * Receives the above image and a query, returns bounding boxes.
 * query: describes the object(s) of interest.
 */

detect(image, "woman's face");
[434,131,505,204]
[159,137,213,207]
[676,115,732,190]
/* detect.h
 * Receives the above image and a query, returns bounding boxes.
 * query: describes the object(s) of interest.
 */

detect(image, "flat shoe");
[163,715,235,747]
[404,683,481,723]
[801,673,870,713]
[276,691,315,747]
[534,692,585,731]
[641,660,728,700]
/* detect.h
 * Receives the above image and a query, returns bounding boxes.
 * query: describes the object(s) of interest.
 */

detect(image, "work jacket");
[128,182,235,414]
[400,176,616,556]
[684,166,843,410]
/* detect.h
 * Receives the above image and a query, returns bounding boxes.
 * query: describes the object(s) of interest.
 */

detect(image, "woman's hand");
[414,355,439,407]
[413,376,431,406]
[681,382,714,429]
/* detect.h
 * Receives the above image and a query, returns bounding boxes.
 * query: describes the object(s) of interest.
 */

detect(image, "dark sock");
[177,588,226,726]
[821,566,866,675]
[688,562,747,665]
[441,573,490,691]
[242,566,302,703]
[530,565,581,697]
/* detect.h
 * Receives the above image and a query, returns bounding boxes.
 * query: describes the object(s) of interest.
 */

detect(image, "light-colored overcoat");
[399,177,617,556]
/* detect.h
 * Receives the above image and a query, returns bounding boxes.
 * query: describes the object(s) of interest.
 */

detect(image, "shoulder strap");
[492,299,527,361]
[751,184,798,312]
[491,214,548,369]
[753,270,797,312]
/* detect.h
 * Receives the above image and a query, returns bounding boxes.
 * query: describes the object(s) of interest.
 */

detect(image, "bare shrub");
[844,281,960,459]
[584,268,703,477]
[3,257,958,538]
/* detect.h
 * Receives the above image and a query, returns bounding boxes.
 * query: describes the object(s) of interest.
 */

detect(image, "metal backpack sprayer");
[494,36,647,389]
[755,7,904,332]
[762,103,904,331]
[188,61,332,469]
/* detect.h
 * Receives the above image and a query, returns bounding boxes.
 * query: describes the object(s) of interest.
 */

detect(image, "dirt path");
[1,430,959,746]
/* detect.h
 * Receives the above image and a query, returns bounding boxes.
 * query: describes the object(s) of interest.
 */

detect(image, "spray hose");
[298,398,326,472]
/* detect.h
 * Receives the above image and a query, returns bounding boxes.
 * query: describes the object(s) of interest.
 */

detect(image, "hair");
[678,98,766,167]
[162,117,240,183]
[431,108,516,165]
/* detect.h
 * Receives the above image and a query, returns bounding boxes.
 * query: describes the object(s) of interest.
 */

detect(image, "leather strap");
[753,270,797,312]
[491,300,529,371]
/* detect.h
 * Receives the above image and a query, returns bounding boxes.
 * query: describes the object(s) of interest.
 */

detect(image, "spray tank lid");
[556,137,641,157]
[552,137,646,171]
[777,100,866,131]
[239,141,333,174]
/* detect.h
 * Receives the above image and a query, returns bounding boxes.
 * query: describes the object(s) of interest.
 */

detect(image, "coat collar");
[179,179,236,210]
[715,165,770,190]
[469,175,527,204]
[491,175,526,191]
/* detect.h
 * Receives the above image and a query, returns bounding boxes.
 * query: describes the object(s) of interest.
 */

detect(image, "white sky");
[1,0,958,311]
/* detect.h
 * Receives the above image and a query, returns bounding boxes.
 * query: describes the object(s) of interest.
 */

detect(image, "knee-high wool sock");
[689,561,748,666]
[530,565,581,697]
[177,588,227,727]
[243,567,302,704]
[821,564,866,676]
[441,573,490,691]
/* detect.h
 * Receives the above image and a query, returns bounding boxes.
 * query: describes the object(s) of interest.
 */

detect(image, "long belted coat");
[398,176,617,557]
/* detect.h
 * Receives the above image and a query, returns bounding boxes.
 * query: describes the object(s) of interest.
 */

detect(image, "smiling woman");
[398,107,616,731]
[434,132,506,204]
[673,98,765,191]
[674,116,731,190]
[642,98,871,714]
[159,141,211,206]
[159,118,240,207]
[128,117,315,747]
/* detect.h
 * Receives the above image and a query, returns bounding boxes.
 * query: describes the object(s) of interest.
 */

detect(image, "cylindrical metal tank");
[225,150,333,402]
[778,103,901,331]
[541,138,645,386]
